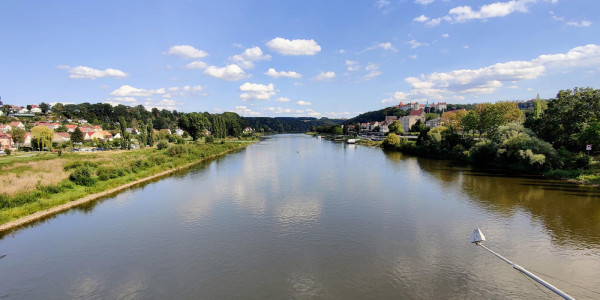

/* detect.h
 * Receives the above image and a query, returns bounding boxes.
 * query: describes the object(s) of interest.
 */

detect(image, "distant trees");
[39,102,50,114]
[178,112,209,141]
[10,128,26,146]
[388,120,404,135]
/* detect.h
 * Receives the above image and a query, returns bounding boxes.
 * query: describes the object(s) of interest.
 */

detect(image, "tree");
[31,125,53,150]
[178,112,209,140]
[39,102,50,114]
[26,105,32,111]
[10,127,26,147]
[410,120,426,132]
[147,119,154,146]
[119,116,129,150]
[441,109,467,132]
[476,102,523,136]
[55,125,68,132]
[332,125,343,135]
[461,110,480,137]
[71,127,84,144]
[388,120,404,135]
[530,87,600,152]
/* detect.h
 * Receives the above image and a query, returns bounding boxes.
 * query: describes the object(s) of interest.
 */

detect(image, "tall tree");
[71,127,84,144]
[119,116,128,150]
[39,102,50,114]
[178,112,208,140]
[10,127,26,147]
[31,125,53,150]
[147,119,154,146]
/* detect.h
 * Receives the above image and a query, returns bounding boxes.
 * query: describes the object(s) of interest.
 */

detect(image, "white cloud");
[381,91,409,104]
[264,68,302,78]
[230,46,271,69]
[375,0,390,9]
[346,60,360,71]
[409,55,418,59]
[166,45,208,59]
[415,0,434,4]
[336,49,347,54]
[110,85,166,97]
[239,82,276,100]
[313,71,336,81]
[203,64,247,81]
[357,63,382,82]
[296,100,312,106]
[64,66,128,79]
[231,105,261,116]
[413,15,429,22]
[185,61,207,69]
[366,42,398,52]
[442,33,450,38]
[407,39,429,49]
[566,20,592,27]
[105,97,137,107]
[265,106,297,114]
[167,85,204,96]
[388,44,600,101]
[144,99,181,111]
[266,37,321,55]
[275,97,291,102]
[416,0,536,27]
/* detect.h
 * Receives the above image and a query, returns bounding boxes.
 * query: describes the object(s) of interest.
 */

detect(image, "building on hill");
[384,116,398,124]
[30,105,42,114]
[426,118,441,128]
[0,133,13,149]
[401,109,425,132]
[9,121,25,130]
[435,102,447,113]
[53,132,71,143]
[0,124,11,133]
[65,125,77,132]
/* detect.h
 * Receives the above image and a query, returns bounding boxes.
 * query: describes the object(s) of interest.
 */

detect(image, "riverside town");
[1,1,600,299]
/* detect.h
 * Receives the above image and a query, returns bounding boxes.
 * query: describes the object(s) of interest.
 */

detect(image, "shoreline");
[0,146,248,233]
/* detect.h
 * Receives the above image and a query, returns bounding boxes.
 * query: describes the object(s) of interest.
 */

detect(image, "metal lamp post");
[470,228,575,300]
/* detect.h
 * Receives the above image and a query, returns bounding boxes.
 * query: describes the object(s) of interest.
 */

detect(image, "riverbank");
[0,141,253,230]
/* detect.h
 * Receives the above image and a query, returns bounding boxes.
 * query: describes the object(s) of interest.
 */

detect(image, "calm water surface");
[1,134,599,299]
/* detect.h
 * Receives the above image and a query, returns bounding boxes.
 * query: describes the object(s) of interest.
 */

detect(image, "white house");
[0,124,11,133]
[30,105,42,114]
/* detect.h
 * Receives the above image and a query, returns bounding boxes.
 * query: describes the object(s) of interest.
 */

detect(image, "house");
[401,109,426,132]
[53,132,71,143]
[397,102,420,111]
[51,123,61,130]
[435,102,447,113]
[0,133,12,149]
[9,121,25,130]
[30,105,42,114]
[426,118,441,128]
[35,121,52,128]
[84,131,112,141]
[112,133,121,140]
[65,125,78,132]
[360,123,369,131]
[98,131,113,140]
[243,127,254,133]
[384,116,398,124]
[368,121,379,131]
[126,128,139,135]
[174,129,184,136]
[80,126,94,132]
[22,133,32,147]
[93,125,103,132]
[0,124,11,133]
[17,107,29,114]
[379,121,389,134]
[0,110,4,116]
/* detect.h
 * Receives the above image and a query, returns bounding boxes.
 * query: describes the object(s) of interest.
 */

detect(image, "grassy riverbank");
[0,141,252,226]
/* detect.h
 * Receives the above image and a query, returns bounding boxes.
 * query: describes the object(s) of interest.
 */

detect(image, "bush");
[96,166,129,181]
[63,160,98,171]
[382,133,406,150]
[69,166,97,186]
[205,136,215,143]
[166,144,188,156]
[157,140,169,150]
[4,148,11,155]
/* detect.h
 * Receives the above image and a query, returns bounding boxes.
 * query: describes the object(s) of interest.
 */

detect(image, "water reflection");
[414,157,600,247]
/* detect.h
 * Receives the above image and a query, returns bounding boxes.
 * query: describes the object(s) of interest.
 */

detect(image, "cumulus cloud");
[346,60,360,71]
[230,46,271,69]
[239,82,276,100]
[366,42,398,52]
[203,64,247,81]
[313,71,336,81]
[384,44,600,101]
[566,20,592,27]
[375,0,390,9]
[167,85,204,96]
[63,66,128,79]
[406,39,429,49]
[264,68,302,78]
[415,0,537,27]
[442,33,450,38]
[144,99,180,111]
[110,85,166,97]
[266,37,321,55]
[275,97,291,102]
[409,55,418,59]
[185,61,207,69]
[296,100,312,106]
[415,0,435,4]
[357,63,382,82]
[231,105,261,116]
[166,45,208,59]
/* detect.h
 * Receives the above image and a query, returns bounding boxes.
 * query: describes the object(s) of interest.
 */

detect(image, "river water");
[1,134,599,299]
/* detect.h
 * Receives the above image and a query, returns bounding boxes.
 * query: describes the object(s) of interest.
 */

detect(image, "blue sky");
[1,0,599,118]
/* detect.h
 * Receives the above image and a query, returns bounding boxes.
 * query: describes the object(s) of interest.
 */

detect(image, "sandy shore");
[0,147,245,233]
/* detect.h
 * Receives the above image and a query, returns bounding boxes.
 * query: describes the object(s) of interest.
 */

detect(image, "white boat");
[347,139,356,144]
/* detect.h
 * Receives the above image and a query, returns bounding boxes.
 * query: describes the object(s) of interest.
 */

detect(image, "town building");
[401,109,426,132]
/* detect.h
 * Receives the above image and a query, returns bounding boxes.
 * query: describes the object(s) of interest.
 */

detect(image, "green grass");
[0,141,253,225]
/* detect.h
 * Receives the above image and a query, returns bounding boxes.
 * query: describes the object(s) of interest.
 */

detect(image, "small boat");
[347,139,356,144]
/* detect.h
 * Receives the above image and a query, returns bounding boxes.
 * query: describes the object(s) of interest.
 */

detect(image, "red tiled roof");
[408,109,424,116]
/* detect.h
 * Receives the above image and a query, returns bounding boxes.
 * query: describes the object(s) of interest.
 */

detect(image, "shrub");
[205,136,215,143]
[4,148,11,155]
[69,166,96,186]
[63,161,98,171]
[96,166,129,181]
[166,144,188,156]
[157,140,169,150]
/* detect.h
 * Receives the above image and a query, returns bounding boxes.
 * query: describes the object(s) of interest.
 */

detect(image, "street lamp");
[470,228,575,300]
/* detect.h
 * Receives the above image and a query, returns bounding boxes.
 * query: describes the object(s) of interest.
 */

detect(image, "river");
[1,134,599,299]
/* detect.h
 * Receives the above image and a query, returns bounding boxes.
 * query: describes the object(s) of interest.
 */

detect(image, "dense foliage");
[346,106,408,124]
[245,117,342,133]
